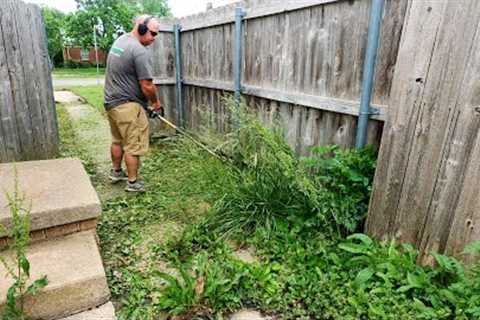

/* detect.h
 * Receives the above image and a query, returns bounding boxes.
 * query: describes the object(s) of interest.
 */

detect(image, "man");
[104,15,163,192]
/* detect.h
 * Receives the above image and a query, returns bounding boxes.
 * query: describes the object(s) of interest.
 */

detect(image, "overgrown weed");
[0,177,48,320]
[203,104,376,239]
[156,103,480,319]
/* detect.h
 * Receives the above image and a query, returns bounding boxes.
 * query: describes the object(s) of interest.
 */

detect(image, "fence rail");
[0,0,58,162]
[154,77,387,121]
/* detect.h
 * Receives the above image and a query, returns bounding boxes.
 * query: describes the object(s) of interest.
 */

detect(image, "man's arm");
[139,79,162,111]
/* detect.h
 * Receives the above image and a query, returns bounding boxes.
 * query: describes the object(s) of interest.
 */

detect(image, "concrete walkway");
[54,90,123,200]
[55,91,110,169]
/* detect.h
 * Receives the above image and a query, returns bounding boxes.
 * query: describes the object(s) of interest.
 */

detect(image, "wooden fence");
[152,0,408,154]
[366,0,480,263]
[152,0,480,260]
[0,0,58,162]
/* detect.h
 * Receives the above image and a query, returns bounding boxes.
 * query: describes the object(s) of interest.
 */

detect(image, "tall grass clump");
[204,100,377,238]
[207,104,320,237]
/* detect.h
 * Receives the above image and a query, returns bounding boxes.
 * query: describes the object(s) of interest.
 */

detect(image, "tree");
[64,0,171,53]
[125,0,172,17]
[41,7,66,66]
[65,0,134,52]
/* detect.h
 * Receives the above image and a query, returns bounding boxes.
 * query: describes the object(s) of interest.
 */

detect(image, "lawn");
[52,67,105,78]
[57,89,480,320]
[58,85,105,113]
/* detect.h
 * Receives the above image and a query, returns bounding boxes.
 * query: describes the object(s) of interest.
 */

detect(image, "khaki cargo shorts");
[107,102,149,156]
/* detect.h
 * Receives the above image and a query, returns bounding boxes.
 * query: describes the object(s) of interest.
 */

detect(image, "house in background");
[63,47,107,66]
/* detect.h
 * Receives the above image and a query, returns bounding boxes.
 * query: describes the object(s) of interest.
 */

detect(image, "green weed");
[0,178,48,320]
[303,145,377,236]
[202,106,376,239]
[154,106,480,319]
[154,250,280,317]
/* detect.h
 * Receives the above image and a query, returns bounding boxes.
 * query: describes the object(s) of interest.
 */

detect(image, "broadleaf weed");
[0,176,48,320]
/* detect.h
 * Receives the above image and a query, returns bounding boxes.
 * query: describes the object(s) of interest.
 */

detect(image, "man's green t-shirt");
[104,33,153,110]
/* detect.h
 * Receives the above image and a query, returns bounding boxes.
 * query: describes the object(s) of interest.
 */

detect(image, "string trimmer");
[148,109,224,161]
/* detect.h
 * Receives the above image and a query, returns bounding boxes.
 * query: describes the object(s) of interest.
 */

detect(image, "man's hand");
[152,99,162,111]
[139,79,164,116]
[151,99,164,117]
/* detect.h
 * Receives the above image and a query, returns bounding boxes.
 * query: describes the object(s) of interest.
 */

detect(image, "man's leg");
[111,142,123,170]
[109,142,128,183]
[122,103,148,192]
[125,153,139,182]
[124,154,145,192]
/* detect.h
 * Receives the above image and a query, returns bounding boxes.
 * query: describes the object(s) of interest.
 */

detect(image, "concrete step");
[0,231,110,320]
[0,158,101,244]
[60,302,116,320]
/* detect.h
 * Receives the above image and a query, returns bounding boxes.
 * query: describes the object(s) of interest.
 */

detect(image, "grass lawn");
[52,67,105,78]
[58,85,105,113]
[57,88,480,320]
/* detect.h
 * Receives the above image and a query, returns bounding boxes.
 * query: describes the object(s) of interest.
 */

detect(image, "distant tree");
[41,7,66,66]
[64,0,171,53]
[64,0,134,52]
[125,0,172,17]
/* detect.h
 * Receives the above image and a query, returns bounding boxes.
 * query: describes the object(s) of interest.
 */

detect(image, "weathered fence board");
[151,31,176,122]
[179,0,340,32]
[1,0,35,159]
[36,4,59,151]
[152,0,408,152]
[0,0,58,162]
[182,85,383,153]
[366,0,480,262]
[0,26,20,161]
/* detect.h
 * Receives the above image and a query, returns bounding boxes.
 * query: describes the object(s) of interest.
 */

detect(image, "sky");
[24,0,238,18]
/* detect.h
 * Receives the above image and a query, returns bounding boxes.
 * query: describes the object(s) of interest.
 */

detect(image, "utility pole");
[93,24,100,86]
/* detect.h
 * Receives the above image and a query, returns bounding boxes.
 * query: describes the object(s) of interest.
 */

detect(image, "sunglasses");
[148,29,158,37]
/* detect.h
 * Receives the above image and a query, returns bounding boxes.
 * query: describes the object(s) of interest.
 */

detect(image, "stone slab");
[230,310,273,320]
[60,302,116,320]
[0,158,101,236]
[54,91,84,104]
[0,231,110,320]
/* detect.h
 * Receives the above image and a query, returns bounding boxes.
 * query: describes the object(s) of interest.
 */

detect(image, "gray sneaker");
[125,180,145,193]
[109,169,128,183]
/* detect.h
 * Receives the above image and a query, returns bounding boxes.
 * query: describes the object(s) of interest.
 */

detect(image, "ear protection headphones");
[138,16,153,36]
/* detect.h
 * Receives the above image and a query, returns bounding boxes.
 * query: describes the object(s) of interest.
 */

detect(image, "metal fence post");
[355,0,384,148]
[234,7,246,124]
[174,24,184,127]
